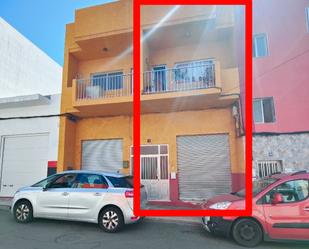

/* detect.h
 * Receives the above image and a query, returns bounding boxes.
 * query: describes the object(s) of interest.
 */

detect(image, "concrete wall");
[0,17,62,98]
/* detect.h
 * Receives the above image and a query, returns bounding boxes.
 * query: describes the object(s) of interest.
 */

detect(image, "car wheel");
[99,207,124,233]
[14,200,33,223]
[232,218,263,247]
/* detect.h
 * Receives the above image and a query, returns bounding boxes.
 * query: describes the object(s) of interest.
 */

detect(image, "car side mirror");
[43,183,51,191]
[271,193,283,205]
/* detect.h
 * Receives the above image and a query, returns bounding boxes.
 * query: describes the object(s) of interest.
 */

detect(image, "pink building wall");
[253,0,309,133]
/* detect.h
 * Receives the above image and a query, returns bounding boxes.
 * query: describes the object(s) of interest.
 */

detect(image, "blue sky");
[0,0,114,66]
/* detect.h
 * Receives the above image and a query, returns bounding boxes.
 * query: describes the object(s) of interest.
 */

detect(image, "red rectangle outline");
[133,0,252,216]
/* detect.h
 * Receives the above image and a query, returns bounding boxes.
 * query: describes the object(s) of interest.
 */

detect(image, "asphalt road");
[0,209,308,249]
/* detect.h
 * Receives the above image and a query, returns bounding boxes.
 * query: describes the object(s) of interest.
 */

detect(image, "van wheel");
[99,207,124,233]
[14,200,33,223]
[232,218,263,247]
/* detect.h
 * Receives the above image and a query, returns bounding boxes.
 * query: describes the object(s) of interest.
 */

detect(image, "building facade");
[0,18,62,197]
[252,0,309,178]
[58,1,245,206]
[0,94,61,197]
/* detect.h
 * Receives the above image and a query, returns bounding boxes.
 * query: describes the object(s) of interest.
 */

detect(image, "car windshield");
[106,176,133,188]
[233,178,278,197]
[31,174,59,188]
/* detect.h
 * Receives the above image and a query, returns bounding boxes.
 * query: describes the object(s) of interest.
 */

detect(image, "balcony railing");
[76,73,133,101]
[75,62,217,101]
[143,62,216,94]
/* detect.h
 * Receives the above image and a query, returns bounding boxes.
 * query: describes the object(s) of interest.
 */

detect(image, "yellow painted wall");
[69,109,243,174]
[148,40,237,70]
[73,2,234,41]
[74,115,133,174]
[141,109,241,174]
[57,116,77,172]
[77,53,132,79]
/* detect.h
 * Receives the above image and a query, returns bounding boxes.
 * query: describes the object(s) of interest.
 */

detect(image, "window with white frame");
[91,71,123,90]
[253,33,269,58]
[306,7,309,32]
[174,59,215,86]
[253,98,275,123]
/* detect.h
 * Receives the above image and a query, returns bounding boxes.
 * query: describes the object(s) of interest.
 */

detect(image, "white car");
[11,170,147,232]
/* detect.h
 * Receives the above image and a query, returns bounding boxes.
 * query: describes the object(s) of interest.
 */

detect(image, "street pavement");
[0,209,308,249]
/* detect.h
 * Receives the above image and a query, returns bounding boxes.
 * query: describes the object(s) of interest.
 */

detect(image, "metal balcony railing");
[75,62,216,101]
[143,62,216,94]
[76,73,133,101]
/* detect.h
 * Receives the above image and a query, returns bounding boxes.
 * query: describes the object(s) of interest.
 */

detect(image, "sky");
[0,0,114,66]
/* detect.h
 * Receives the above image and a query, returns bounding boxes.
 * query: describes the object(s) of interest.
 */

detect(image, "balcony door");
[152,65,167,92]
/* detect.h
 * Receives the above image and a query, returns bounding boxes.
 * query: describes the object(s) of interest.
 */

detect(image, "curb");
[145,216,201,226]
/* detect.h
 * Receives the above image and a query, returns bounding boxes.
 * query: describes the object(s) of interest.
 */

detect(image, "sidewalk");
[144,203,202,224]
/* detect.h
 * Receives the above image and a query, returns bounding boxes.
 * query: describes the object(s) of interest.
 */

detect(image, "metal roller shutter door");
[0,134,49,197]
[177,134,231,201]
[81,139,123,173]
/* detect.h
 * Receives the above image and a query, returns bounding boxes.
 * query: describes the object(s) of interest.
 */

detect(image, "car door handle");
[62,192,69,196]
[304,207,309,211]
[94,193,102,196]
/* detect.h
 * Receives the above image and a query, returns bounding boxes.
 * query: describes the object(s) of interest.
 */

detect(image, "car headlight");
[209,201,232,210]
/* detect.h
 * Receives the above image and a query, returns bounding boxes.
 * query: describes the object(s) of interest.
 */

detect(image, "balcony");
[75,73,133,100]
[72,62,239,116]
[72,73,133,117]
[143,61,216,94]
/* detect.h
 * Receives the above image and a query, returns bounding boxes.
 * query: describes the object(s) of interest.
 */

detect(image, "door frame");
[152,65,167,92]
[130,144,170,200]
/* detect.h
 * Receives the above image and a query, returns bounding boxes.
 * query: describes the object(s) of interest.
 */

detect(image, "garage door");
[81,139,123,173]
[177,134,231,201]
[0,134,49,197]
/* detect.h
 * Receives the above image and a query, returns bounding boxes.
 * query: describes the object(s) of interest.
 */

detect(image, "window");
[253,33,268,57]
[91,71,123,90]
[306,7,309,32]
[174,60,215,86]
[32,174,59,188]
[106,176,133,188]
[253,98,275,123]
[234,177,278,198]
[263,179,309,204]
[257,160,283,178]
[74,174,108,189]
[48,174,77,189]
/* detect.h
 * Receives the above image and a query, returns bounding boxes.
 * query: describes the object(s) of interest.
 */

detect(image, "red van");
[202,171,309,247]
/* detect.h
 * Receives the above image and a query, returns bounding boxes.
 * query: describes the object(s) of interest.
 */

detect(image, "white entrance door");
[140,145,169,201]
[0,134,49,197]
